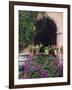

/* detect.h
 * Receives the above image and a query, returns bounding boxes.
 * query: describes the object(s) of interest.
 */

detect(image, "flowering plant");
[19,46,63,79]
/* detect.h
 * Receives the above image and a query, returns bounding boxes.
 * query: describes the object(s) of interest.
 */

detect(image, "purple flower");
[54,59,59,65]
[28,54,33,61]
[40,70,48,78]
[24,62,29,73]
[55,59,63,70]
[32,65,41,72]
[58,60,63,70]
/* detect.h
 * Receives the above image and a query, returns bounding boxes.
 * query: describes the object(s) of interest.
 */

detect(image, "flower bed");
[19,53,63,79]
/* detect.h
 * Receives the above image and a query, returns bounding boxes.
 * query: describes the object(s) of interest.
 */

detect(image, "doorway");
[34,16,57,48]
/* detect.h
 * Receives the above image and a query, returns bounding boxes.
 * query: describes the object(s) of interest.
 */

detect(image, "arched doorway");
[34,16,57,51]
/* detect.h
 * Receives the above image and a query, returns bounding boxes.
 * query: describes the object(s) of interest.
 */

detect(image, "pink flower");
[24,62,29,73]
[28,54,33,61]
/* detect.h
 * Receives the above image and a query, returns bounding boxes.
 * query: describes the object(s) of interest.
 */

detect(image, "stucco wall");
[46,12,63,47]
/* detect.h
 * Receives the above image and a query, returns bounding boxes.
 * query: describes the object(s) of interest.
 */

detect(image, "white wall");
[0,0,72,90]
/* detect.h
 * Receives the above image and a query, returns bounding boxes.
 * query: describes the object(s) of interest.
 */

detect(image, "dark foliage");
[34,17,57,46]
